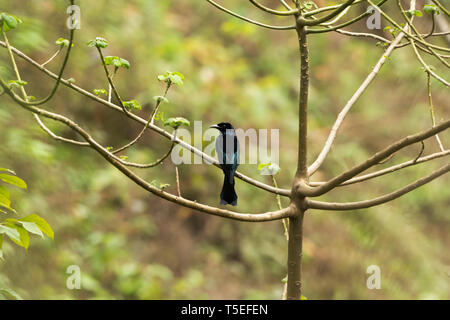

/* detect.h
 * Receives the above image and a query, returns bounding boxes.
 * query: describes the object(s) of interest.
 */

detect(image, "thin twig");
[413,141,425,163]
[308,24,410,176]
[112,83,171,155]
[431,0,450,17]
[272,175,288,241]
[396,0,450,69]
[303,0,365,17]
[309,149,450,187]
[249,0,299,15]
[409,37,450,86]
[3,0,76,106]
[206,0,296,30]
[1,26,87,147]
[301,119,450,197]
[368,0,450,53]
[0,76,294,222]
[307,164,450,211]
[279,0,293,10]
[41,48,61,67]
[298,0,356,26]
[426,72,445,151]
[0,41,292,197]
[175,166,181,197]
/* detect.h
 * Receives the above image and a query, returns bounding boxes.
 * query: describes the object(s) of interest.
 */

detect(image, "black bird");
[210,122,240,206]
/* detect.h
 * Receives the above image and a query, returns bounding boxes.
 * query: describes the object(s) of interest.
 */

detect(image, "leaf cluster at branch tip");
[0,12,22,32]
[158,71,185,86]
[87,37,108,49]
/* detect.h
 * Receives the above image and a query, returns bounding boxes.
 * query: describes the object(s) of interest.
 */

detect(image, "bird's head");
[210,122,234,133]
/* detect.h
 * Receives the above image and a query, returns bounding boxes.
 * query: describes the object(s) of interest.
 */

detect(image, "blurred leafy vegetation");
[0,0,448,299]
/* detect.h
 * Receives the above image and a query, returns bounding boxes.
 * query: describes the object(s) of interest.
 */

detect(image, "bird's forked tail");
[220,172,238,206]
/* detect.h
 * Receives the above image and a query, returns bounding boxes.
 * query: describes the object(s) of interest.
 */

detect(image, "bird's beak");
[209,124,220,130]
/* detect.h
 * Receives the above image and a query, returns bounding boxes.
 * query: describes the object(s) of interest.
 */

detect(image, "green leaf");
[150,180,170,190]
[0,191,11,210]
[304,2,313,10]
[154,111,166,122]
[157,74,168,82]
[405,9,423,17]
[0,186,9,204]
[119,58,130,69]
[258,162,281,176]
[0,288,23,300]
[120,155,128,161]
[0,168,15,175]
[2,223,29,249]
[103,56,115,65]
[104,56,130,69]
[0,205,15,214]
[0,224,20,243]
[8,80,27,89]
[19,222,44,238]
[0,173,27,189]
[423,4,439,15]
[67,78,76,84]
[93,89,108,96]
[164,117,190,129]
[123,99,142,111]
[0,202,17,214]
[157,71,184,86]
[19,214,54,240]
[281,276,287,284]
[301,295,308,300]
[160,183,170,190]
[168,74,183,86]
[153,96,169,103]
[55,37,72,48]
[87,37,108,49]
[0,13,22,32]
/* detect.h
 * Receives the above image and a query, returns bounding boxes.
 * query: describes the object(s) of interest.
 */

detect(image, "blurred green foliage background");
[0,0,449,299]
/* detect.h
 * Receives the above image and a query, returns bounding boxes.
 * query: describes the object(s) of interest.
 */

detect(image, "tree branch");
[248,0,299,16]
[431,0,450,17]
[307,24,410,176]
[426,72,445,151]
[0,77,294,222]
[409,37,450,87]
[297,0,356,26]
[206,0,296,30]
[307,0,389,34]
[397,0,450,69]
[303,0,365,18]
[307,164,450,211]
[1,24,87,147]
[0,40,292,197]
[279,0,293,11]
[368,0,450,53]
[1,0,76,107]
[300,119,450,197]
[309,149,450,187]
[112,83,171,155]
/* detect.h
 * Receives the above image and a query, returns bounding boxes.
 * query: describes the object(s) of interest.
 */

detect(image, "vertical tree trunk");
[286,211,305,299]
[286,21,309,300]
